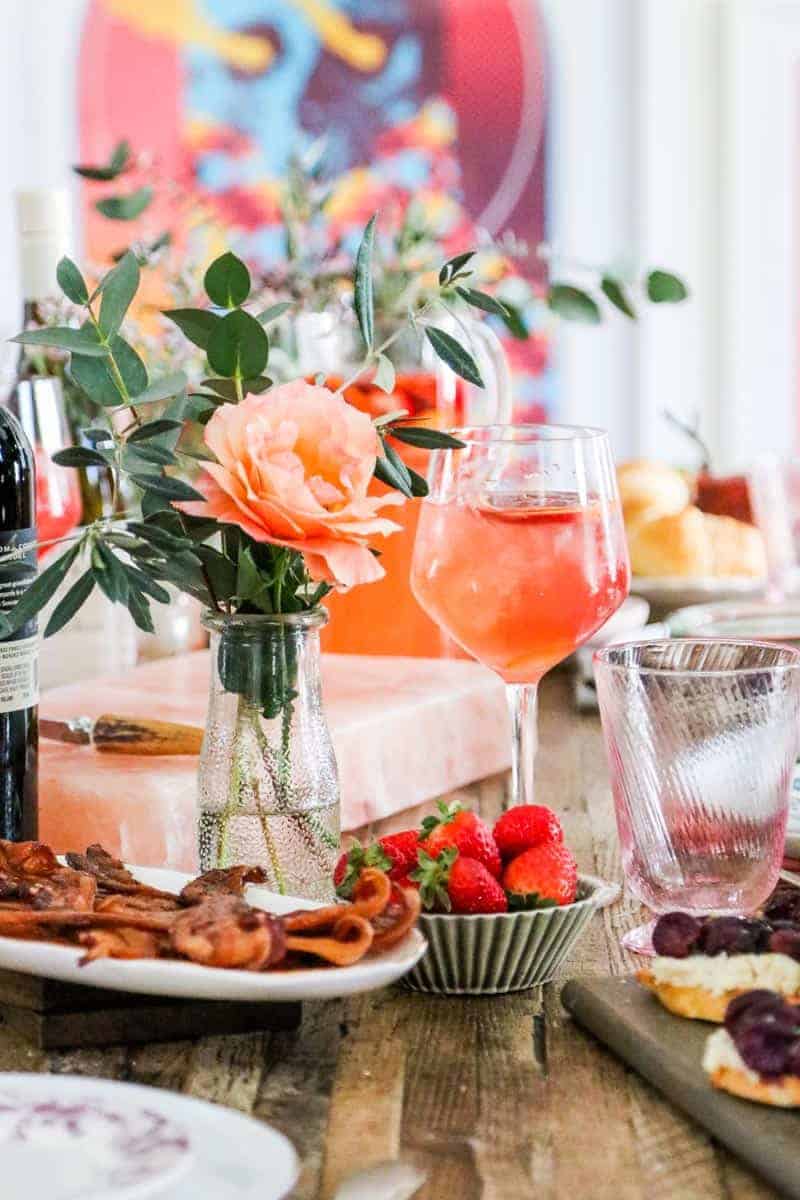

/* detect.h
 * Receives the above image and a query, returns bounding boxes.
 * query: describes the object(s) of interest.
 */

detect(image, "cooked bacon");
[64,844,175,901]
[78,925,167,964]
[285,913,374,966]
[370,885,421,952]
[169,895,285,970]
[0,839,416,975]
[179,865,267,906]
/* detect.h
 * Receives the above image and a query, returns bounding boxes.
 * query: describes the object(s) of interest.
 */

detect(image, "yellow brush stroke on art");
[291,0,386,71]
[100,0,386,73]
[99,0,274,71]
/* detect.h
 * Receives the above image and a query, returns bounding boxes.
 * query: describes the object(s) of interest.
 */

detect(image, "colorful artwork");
[79,0,554,417]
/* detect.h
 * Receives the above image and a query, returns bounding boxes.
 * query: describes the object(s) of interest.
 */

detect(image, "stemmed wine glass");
[411,424,630,807]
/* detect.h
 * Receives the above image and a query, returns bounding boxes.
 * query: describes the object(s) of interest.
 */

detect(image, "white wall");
[0,0,87,341]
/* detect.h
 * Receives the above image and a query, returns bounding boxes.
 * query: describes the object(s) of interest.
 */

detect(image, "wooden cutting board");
[561,975,799,1199]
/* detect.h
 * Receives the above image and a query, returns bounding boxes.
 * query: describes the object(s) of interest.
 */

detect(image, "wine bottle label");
[0,529,38,711]
[0,636,38,713]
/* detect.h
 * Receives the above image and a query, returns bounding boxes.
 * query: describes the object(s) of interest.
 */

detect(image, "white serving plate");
[0,865,427,1003]
[632,575,764,613]
[0,1074,298,1200]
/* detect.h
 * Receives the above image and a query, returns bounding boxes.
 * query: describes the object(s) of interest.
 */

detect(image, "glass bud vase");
[198,609,340,901]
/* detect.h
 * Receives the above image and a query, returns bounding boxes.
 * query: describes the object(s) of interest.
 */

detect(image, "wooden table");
[0,674,778,1199]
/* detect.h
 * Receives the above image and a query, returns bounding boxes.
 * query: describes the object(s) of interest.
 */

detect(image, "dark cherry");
[768,927,800,962]
[652,912,703,958]
[724,990,786,1037]
[735,1025,792,1078]
[785,1040,800,1078]
[700,916,766,956]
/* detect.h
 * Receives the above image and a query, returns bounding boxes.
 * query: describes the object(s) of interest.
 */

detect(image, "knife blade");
[39,714,204,756]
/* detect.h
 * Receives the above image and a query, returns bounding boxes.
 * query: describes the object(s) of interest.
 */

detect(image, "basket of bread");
[618,459,767,612]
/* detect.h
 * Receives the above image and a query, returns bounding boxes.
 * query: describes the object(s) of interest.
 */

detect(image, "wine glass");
[594,638,800,953]
[411,424,630,807]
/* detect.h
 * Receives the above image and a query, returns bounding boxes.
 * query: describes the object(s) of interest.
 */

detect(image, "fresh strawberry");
[502,842,578,909]
[419,801,502,878]
[412,848,508,914]
[334,831,421,898]
[493,805,563,862]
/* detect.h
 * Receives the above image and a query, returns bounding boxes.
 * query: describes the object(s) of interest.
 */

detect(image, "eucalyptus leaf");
[256,302,292,326]
[98,251,140,335]
[647,270,689,303]
[52,446,111,469]
[110,140,131,172]
[44,570,95,637]
[601,276,636,319]
[424,326,484,387]
[73,139,130,181]
[128,372,188,406]
[56,257,89,306]
[10,327,110,357]
[123,444,178,468]
[95,187,153,221]
[163,308,221,350]
[201,376,271,400]
[354,213,377,349]
[129,473,206,503]
[204,252,251,308]
[373,354,396,395]
[69,335,148,407]
[390,426,465,450]
[207,309,269,379]
[128,418,184,443]
[0,539,82,635]
[454,286,509,318]
[547,284,602,324]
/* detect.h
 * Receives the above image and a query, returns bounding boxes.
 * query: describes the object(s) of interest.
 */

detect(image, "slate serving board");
[561,975,799,1199]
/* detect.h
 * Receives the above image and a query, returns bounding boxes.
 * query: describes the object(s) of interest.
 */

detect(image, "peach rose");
[176,381,404,590]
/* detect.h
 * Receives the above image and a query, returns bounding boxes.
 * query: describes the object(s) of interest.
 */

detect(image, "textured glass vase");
[198,610,340,901]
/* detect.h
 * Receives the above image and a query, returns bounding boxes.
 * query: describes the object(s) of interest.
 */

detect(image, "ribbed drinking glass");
[594,639,800,953]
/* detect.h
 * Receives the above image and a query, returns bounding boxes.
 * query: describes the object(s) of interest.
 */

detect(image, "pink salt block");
[39,652,510,871]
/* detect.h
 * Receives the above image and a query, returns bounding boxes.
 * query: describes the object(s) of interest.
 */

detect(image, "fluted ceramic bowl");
[402,874,619,995]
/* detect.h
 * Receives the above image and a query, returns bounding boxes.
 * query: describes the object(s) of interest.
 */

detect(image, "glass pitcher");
[292,311,513,657]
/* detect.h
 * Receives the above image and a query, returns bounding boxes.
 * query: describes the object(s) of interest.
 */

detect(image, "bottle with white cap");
[8,189,87,541]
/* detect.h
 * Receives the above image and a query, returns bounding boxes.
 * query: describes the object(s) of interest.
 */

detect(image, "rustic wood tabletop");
[0,673,779,1200]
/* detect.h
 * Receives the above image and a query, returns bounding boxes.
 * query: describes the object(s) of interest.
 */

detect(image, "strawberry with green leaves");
[503,842,578,909]
[334,831,421,898]
[413,848,508,914]
[492,804,563,862]
[419,801,501,878]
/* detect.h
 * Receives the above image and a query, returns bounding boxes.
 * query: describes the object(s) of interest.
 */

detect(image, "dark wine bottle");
[0,406,37,840]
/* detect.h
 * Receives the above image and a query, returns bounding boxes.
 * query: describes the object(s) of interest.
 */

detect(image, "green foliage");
[98,251,140,335]
[204,252,251,308]
[95,187,153,221]
[647,269,689,302]
[425,326,484,387]
[74,139,130,181]
[547,283,602,324]
[163,308,221,350]
[601,276,636,319]
[56,257,89,306]
[354,214,377,350]
[207,309,269,379]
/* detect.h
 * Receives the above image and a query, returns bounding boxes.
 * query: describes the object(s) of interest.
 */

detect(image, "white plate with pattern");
[0,1073,298,1200]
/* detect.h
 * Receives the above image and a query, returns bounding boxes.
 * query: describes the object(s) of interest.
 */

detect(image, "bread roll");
[703,512,766,578]
[627,507,713,577]
[617,459,691,529]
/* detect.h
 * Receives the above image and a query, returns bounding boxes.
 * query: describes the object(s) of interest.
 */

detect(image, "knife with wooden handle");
[39,714,204,756]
